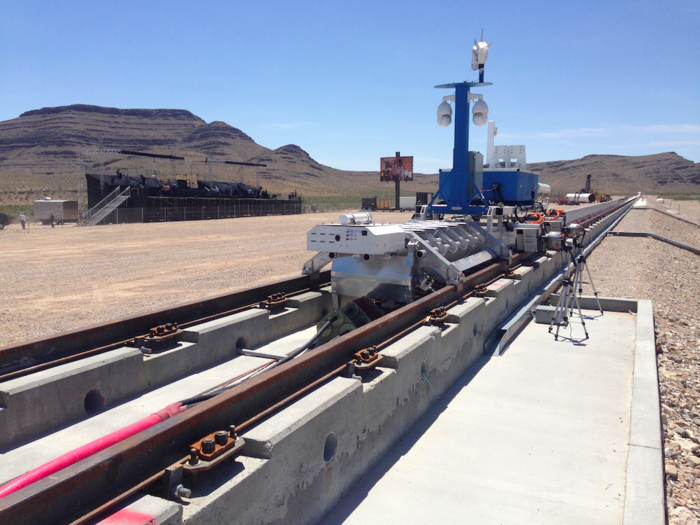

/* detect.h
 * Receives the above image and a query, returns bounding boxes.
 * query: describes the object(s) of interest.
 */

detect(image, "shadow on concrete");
[321,354,491,524]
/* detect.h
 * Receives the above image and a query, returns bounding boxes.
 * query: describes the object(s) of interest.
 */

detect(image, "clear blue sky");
[1,0,698,173]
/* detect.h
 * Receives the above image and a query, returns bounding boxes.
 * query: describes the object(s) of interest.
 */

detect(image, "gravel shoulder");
[582,206,700,523]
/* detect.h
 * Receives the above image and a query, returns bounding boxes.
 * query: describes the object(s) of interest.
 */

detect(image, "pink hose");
[0,402,185,499]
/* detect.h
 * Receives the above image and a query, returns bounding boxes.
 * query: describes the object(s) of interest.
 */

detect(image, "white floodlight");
[437,101,452,127]
[472,99,488,126]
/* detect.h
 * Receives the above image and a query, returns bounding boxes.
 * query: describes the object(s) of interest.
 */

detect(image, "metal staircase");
[84,186,131,226]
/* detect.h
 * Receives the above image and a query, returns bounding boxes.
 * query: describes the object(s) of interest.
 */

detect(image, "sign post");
[394,152,400,210]
[380,154,413,210]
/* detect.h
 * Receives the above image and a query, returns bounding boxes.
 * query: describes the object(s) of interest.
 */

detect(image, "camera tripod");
[549,253,603,341]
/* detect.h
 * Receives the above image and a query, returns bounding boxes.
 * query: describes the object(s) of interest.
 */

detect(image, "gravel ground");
[0,210,413,347]
[582,205,700,524]
[654,198,700,226]
[2,202,699,521]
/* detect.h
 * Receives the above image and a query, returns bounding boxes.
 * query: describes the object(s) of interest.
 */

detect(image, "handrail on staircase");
[84,186,131,225]
[83,186,121,223]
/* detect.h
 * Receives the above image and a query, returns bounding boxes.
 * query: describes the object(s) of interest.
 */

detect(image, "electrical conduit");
[0,317,336,498]
[0,402,185,499]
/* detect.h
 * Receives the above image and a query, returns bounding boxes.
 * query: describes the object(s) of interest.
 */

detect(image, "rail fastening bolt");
[189,448,199,465]
[201,438,216,454]
[173,484,192,499]
[215,431,228,446]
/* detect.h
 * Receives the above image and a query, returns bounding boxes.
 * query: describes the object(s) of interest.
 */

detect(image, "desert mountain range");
[0,104,698,206]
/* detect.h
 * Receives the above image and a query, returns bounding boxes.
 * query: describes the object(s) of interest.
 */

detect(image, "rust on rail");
[0,258,528,525]
[0,271,331,380]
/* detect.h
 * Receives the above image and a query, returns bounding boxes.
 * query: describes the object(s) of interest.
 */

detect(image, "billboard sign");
[380,156,413,182]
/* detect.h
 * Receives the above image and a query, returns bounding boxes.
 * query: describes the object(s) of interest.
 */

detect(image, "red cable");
[0,402,185,499]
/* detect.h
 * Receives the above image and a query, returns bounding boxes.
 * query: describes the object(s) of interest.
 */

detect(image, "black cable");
[513,206,525,223]
[495,186,506,205]
[179,316,337,407]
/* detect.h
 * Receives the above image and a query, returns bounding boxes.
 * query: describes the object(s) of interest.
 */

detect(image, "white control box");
[307,224,406,254]
[515,224,540,252]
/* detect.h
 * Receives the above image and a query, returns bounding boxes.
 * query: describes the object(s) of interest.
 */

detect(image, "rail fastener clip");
[138,323,182,353]
[185,425,246,473]
[259,293,288,312]
[352,347,383,375]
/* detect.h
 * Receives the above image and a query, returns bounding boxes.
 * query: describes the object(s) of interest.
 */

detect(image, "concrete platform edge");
[623,299,665,525]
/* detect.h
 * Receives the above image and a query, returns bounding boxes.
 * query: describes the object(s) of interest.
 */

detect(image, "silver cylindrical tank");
[339,212,373,225]
[566,193,596,203]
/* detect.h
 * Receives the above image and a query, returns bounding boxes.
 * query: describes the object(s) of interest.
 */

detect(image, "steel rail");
[0,286,315,384]
[78,258,527,522]
[68,457,188,525]
[607,231,700,256]
[0,272,331,380]
[0,256,521,525]
[70,360,351,525]
[639,206,700,228]
[0,200,631,524]
[572,198,631,228]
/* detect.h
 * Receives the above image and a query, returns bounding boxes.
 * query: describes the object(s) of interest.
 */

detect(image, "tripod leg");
[584,261,604,315]
[576,261,584,296]
[555,292,564,341]
[568,264,581,320]
[572,292,589,340]
[556,282,573,341]
[550,282,568,340]
[549,279,566,334]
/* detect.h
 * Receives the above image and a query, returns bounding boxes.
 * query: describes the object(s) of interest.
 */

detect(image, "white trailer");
[33,200,79,224]
[399,196,417,210]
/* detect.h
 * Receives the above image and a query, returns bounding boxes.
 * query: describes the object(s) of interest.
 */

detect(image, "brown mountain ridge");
[0,104,698,206]
[531,152,700,195]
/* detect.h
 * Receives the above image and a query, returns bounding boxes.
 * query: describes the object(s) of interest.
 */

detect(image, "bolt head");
[215,431,228,446]
[173,484,192,499]
[201,437,216,454]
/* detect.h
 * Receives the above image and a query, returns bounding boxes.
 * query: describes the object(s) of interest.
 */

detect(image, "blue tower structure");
[428,81,492,216]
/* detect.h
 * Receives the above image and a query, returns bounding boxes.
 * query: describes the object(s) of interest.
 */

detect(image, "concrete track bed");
[0,201,648,524]
[0,289,332,451]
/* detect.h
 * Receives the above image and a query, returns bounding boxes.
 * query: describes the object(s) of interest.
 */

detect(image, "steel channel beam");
[0,261,513,525]
[608,231,700,256]
[584,198,637,227]
[562,198,625,225]
[577,201,626,228]
[0,271,331,375]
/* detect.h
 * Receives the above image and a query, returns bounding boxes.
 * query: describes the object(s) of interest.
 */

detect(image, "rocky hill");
[0,104,436,205]
[531,152,700,196]
[0,104,697,206]
[180,121,267,162]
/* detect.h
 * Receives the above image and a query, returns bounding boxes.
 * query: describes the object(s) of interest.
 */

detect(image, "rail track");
[0,272,331,382]
[0,197,638,525]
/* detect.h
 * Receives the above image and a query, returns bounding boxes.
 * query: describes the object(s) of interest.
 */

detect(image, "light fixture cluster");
[436,94,489,127]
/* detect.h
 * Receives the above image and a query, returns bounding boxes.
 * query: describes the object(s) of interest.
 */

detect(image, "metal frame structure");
[429,81,492,216]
